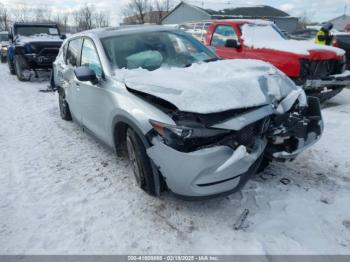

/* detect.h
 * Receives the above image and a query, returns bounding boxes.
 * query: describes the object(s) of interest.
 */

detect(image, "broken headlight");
[149,120,231,152]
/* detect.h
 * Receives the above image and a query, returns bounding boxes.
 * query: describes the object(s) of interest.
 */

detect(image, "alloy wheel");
[126,135,144,187]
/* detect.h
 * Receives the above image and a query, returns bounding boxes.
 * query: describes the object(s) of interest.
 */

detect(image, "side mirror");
[225,39,240,49]
[8,33,13,42]
[60,34,66,40]
[74,66,98,83]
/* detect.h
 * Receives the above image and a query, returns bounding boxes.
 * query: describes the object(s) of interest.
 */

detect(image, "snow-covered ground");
[0,63,350,255]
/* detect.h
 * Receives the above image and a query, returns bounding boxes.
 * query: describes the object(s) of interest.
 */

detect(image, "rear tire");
[8,57,15,75]
[126,128,156,196]
[1,55,6,63]
[14,55,30,81]
[58,88,72,121]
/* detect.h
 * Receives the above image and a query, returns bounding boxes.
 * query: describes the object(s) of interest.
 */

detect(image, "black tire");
[257,156,271,173]
[1,55,6,63]
[14,55,30,81]
[58,88,72,121]
[50,70,56,90]
[8,57,15,75]
[126,128,156,196]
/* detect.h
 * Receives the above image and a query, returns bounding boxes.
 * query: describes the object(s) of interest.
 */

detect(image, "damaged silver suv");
[53,26,323,198]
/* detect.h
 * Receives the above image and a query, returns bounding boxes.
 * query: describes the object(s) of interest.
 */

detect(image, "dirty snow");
[119,59,299,114]
[0,63,350,255]
[241,24,345,56]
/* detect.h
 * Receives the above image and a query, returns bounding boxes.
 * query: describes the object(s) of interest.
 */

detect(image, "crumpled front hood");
[117,59,304,114]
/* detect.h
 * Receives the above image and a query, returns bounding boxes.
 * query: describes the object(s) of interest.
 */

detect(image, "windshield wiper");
[204,57,219,63]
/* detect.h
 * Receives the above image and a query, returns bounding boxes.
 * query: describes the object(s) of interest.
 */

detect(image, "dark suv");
[7,23,65,81]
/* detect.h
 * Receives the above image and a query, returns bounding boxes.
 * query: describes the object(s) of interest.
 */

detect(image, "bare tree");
[73,5,110,32]
[34,7,45,22]
[61,13,70,33]
[123,0,173,25]
[153,0,173,24]
[73,5,94,31]
[13,5,29,23]
[298,11,315,29]
[94,11,110,28]
[0,4,11,31]
[123,0,151,24]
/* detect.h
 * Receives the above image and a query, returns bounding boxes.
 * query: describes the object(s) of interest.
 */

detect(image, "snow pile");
[241,24,345,56]
[116,59,299,114]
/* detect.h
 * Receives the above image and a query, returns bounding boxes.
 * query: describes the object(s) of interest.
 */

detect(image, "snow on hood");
[16,34,62,44]
[241,24,345,57]
[115,59,302,114]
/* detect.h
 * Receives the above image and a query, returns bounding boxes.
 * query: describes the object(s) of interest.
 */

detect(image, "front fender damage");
[144,86,323,197]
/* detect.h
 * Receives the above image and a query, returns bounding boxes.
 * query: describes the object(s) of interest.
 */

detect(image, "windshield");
[241,24,287,43]
[101,31,217,71]
[15,26,59,37]
[0,34,8,41]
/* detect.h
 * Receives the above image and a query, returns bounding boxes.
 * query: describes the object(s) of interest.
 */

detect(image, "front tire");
[126,128,156,196]
[58,88,72,121]
[14,55,30,81]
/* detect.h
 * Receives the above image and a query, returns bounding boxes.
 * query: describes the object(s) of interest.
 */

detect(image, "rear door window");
[66,38,83,66]
[211,25,238,48]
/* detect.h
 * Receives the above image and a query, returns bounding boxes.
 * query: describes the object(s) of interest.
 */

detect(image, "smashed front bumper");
[148,137,267,198]
[265,96,323,160]
[147,97,323,198]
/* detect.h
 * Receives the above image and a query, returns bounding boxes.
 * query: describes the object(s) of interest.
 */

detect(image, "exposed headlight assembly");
[149,120,231,152]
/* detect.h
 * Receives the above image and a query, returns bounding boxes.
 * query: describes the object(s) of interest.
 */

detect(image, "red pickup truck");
[197,20,349,102]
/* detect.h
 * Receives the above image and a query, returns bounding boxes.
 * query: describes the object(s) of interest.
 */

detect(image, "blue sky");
[0,0,348,24]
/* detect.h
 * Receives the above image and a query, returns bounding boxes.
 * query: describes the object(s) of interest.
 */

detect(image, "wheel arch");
[112,115,151,157]
[112,115,162,196]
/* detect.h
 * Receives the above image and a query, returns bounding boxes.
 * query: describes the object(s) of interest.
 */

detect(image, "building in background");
[161,1,299,33]
[327,15,350,31]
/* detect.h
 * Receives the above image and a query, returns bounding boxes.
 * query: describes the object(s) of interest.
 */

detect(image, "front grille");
[39,48,59,56]
[301,59,345,80]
